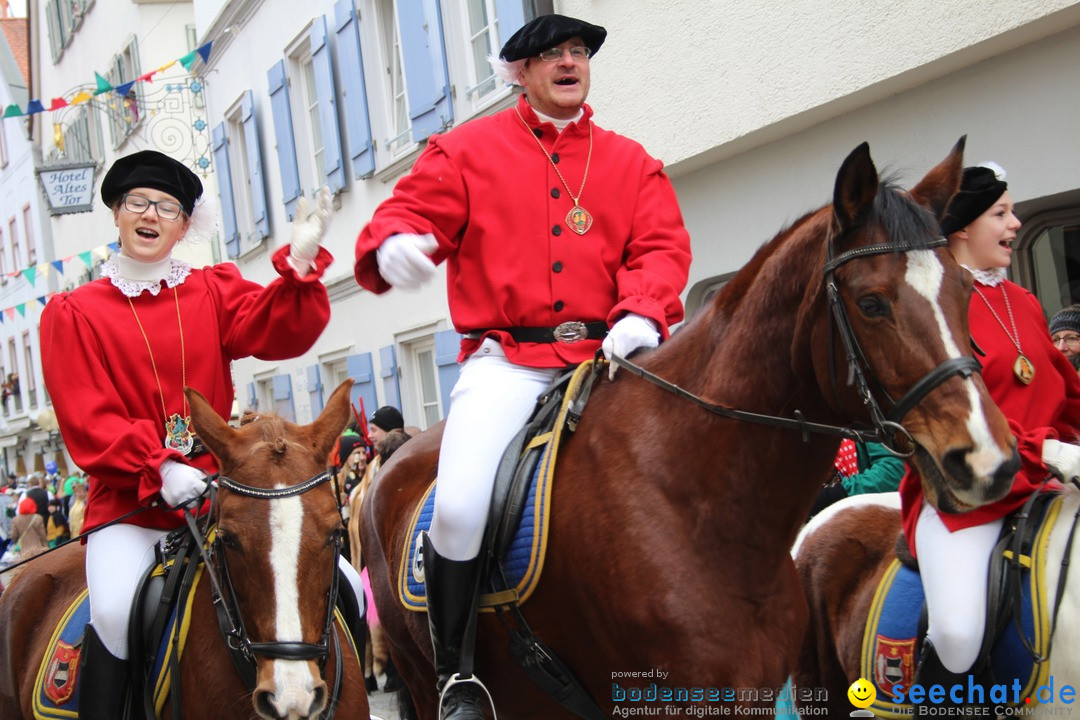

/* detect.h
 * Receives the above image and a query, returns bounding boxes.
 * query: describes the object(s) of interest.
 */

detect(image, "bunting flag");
[2,41,214,118]
[21,267,36,285]
[78,251,93,269]
[14,305,24,318]
[51,260,64,273]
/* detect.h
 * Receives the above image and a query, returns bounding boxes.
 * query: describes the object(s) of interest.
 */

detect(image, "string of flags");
[0,242,118,321]
[2,41,214,119]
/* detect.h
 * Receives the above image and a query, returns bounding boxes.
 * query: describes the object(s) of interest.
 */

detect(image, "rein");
[610,232,981,453]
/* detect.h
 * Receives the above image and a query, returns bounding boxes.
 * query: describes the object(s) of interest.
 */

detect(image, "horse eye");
[326,526,344,547]
[218,529,240,551]
[857,295,890,318]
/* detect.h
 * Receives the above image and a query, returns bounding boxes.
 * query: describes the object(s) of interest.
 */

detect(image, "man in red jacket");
[355,14,691,718]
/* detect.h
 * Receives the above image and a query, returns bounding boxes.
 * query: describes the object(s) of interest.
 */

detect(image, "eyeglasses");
[537,46,591,62]
[121,193,184,221]
[1052,333,1080,347]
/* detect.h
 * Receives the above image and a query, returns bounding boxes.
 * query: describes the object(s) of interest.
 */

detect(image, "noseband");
[610,230,981,454]
[181,469,345,719]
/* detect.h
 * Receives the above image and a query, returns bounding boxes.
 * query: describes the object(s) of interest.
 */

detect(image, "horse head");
[809,138,1019,512]
[186,380,353,720]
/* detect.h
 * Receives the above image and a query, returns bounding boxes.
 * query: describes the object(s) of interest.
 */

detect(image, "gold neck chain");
[973,282,1036,385]
[128,287,192,444]
[515,106,594,235]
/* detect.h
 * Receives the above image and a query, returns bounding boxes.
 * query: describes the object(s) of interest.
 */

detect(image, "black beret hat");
[370,405,404,432]
[499,14,607,62]
[940,165,1008,236]
[101,150,204,216]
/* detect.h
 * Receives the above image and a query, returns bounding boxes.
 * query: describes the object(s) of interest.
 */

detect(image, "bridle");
[182,470,345,720]
[611,225,982,455]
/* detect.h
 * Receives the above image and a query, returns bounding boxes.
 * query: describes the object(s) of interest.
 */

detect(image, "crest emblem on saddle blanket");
[873,636,914,700]
[44,640,80,705]
[412,531,426,584]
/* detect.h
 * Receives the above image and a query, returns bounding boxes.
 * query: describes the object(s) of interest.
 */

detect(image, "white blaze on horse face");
[267,492,319,713]
[903,250,1008,479]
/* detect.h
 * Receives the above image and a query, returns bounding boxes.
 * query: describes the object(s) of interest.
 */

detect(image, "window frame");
[22,331,36,411]
[284,27,325,199]
[22,205,35,267]
[224,99,258,251]
[362,0,417,171]
[1015,204,1080,320]
[106,36,143,150]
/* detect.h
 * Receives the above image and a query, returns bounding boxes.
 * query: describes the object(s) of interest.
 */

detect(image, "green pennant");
[15,303,25,317]
[3,103,22,117]
[94,72,113,96]
[21,266,36,285]
[78,251,94,268]
[179,51,197,72]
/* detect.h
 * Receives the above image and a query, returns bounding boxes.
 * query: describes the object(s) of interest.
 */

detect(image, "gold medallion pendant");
[1013,354,1035,385]
[567,205,592,235]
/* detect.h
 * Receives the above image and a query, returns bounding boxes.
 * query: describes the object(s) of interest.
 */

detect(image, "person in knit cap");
[353,13,691,717]
[1050,303,1080,369]
[898,162,1080,714]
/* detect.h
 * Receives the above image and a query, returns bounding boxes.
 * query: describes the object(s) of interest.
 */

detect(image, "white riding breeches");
[914,501,1004,673]
[429,339,560,561]
[86,522,365,659]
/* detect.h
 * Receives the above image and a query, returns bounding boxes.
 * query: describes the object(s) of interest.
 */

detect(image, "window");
[44,0,90,62]
[225,101,258,248]
[56,104,105,164]
[22,332,36,410]
[298,53,327,187]
[410,340,441,429]
[106,37,143,149]
[8,217,19,271]
[0,227,6,279]
[463,0,498,102]
[23,206,35,266]
[0,120,7,167]
[1022,207,1080,319]
[7,339,20,414]
[372,0,413,157]
[213,91,269,257]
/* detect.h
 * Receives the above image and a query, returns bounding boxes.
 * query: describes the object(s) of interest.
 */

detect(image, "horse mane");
[710,174,939,320]
[241,413,303,458]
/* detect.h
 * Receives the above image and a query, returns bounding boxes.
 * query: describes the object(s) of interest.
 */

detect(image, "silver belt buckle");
[553,321,588,344]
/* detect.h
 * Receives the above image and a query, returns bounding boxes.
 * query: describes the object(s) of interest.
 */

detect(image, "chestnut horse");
[0,381,371,720]
[794,490,1080,718]
[362,140,1019,718]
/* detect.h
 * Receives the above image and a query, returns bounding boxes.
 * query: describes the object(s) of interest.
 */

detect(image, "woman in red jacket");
[899,163,1080,709]
[40,151,355,719]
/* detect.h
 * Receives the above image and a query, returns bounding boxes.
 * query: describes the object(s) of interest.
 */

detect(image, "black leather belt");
[467,321,607,344]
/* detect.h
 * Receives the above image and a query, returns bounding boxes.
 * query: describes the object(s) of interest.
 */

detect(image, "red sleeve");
[210,245,333,361]
[41,295,183,504]
[607,159,692,337]
[353,139,466,295]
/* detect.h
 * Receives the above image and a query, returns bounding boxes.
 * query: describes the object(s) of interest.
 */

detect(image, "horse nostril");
[995,448,1022,487]
[254,689,276,719]
[941,447,975,489]
[309,683,328,717]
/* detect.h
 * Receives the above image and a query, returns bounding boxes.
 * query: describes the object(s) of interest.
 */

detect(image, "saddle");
[862,489,1064,717]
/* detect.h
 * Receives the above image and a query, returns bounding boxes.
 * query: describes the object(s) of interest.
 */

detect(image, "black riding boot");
[78,624,130,720]
[423,532,487,720]
[913,639,967,718]
[336,567,368,665]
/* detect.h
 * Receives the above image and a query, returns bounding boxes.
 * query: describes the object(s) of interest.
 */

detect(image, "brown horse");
[0,381,370,720]
[361,140,1019,718]
[794,490,1080,718]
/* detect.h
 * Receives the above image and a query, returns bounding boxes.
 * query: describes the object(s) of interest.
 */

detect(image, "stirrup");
[438,673,497,720]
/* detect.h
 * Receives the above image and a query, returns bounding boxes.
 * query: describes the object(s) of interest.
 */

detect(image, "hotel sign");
[37,162,98,215]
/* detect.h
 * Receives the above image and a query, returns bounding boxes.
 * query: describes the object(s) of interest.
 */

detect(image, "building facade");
[192,0,1080,435]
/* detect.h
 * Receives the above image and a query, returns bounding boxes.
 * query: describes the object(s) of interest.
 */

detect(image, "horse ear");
[909,136,966,223]
[833,142,879,232]
[185,386,238,465]
[311,380,354,460]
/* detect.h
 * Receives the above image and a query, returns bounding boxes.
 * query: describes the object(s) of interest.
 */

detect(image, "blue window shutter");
[397,0,453,142]
[333,0,375,179]
[378,344,401,411]
[267,60,302,221]
[345,352,377,422]
[307,364,324,415]
[310,16,345,194]
[211,122,239,257]
[246,381,257,411]
[494,0,526,48]
[240,91,270,239]
[272,374,296,422]
[434,329,461,418]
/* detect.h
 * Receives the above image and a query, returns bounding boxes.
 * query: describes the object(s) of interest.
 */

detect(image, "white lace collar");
[100,255,192,298]
[963,265,1008,287]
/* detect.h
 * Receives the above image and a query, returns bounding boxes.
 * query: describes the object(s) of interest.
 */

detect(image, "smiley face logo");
[847,678,876,709]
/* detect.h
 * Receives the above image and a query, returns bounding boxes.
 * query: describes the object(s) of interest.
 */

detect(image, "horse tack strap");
[218,470,332,498]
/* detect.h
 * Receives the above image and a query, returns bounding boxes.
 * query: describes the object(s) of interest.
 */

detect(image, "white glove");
[376,233,438,290]
[602,313,660,380]
[1042,439,1080,481]
[159,459,208,507]
[287,187,333,277]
